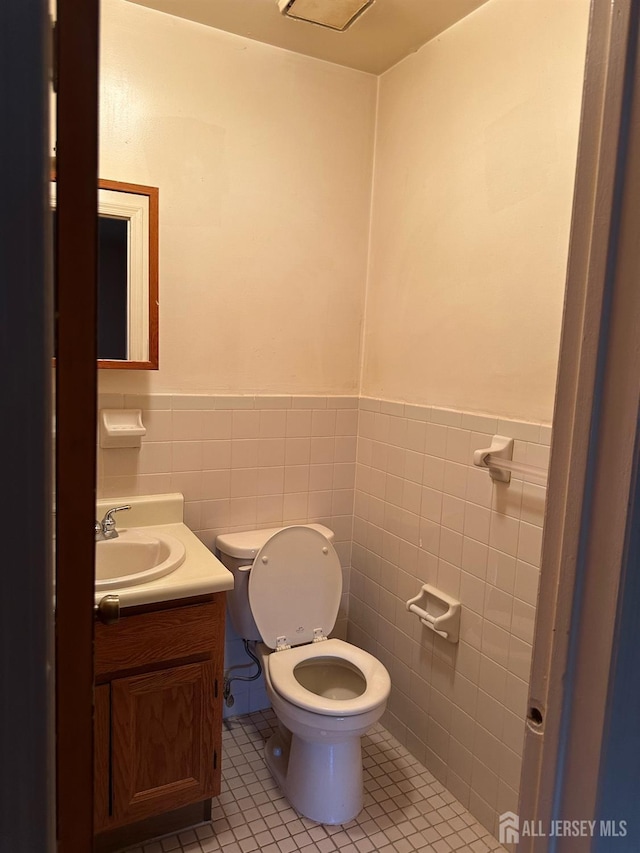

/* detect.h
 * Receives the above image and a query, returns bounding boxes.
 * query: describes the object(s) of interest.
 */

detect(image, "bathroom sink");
[95,528,186,590]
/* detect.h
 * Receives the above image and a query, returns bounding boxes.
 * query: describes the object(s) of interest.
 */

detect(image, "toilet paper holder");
[406,584,461,644]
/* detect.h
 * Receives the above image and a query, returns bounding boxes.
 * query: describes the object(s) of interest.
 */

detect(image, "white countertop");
[95,494,233,609]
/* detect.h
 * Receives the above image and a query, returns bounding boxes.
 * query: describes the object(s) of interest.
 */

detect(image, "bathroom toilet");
[216,524,391,825]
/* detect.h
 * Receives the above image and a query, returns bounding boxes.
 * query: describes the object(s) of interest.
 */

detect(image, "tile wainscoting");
[96,392,549,841]
[96,393,358,715]
[350,397,548,841]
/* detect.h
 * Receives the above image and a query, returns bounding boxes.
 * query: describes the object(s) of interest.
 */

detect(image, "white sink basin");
[96,528,186,590]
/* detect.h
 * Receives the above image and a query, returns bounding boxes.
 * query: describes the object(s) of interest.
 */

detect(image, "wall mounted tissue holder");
[406,584,461,644]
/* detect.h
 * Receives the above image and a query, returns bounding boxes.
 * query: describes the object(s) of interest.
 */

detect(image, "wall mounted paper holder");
[406,584,461,644]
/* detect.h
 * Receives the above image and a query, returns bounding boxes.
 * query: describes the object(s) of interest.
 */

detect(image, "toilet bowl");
[216,524,391,824]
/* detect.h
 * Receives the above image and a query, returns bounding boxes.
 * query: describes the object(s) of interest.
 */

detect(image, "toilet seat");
[248,526,342,649]
[267,638,391,717]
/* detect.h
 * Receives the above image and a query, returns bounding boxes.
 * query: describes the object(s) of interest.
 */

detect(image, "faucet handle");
[102,504,131,534]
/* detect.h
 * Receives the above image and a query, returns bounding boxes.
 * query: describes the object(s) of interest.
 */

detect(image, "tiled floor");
[121,709,506,853]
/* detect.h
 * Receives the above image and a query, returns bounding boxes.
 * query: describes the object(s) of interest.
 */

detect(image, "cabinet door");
[111,662,217,824]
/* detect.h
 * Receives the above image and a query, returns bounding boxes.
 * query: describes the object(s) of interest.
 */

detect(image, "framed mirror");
[50,177,159,369]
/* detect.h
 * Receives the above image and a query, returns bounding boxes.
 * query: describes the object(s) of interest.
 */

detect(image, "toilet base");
[264,726,363,825]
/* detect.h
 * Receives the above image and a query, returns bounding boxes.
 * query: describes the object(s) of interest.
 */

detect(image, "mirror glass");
[50,178,159,369]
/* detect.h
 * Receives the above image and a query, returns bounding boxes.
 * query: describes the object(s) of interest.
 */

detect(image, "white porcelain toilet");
[216,524,391,825]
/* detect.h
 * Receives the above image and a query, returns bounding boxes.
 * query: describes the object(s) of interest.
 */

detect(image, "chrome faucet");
[95,505,131,541]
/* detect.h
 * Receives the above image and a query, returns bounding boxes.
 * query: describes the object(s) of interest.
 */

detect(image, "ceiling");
[126,0,490,75]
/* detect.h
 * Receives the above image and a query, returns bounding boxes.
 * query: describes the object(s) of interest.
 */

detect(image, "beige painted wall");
[98,0,377,396]
[361,0,590,423]
[100,0,590,422]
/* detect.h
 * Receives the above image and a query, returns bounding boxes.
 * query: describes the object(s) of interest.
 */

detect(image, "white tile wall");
[349,398,548,840]
[97,393,356,545]
[97,391,549,841]
[96,393,358,717]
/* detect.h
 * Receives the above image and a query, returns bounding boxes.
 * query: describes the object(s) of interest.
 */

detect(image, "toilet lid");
[248,526,342,650]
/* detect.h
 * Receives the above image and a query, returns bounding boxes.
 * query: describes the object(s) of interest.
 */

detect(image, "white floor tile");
[120,710,505,853]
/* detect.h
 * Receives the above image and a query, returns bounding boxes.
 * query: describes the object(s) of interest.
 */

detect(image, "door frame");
[519,0,640,844]
[54,0,100,850]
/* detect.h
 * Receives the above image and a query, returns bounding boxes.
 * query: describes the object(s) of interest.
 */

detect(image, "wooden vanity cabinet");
[94,594,225,835]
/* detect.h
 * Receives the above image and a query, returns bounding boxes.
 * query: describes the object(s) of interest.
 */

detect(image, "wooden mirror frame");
[51,171,159,369]
[97,178,159,370]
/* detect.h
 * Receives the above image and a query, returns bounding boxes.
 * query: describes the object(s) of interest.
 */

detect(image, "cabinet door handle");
[95,594,120,625]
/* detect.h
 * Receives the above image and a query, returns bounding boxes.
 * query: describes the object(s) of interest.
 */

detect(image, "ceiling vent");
[277,0,375,32]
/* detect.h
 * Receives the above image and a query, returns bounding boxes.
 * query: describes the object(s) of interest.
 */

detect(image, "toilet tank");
[215,523,335,641]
